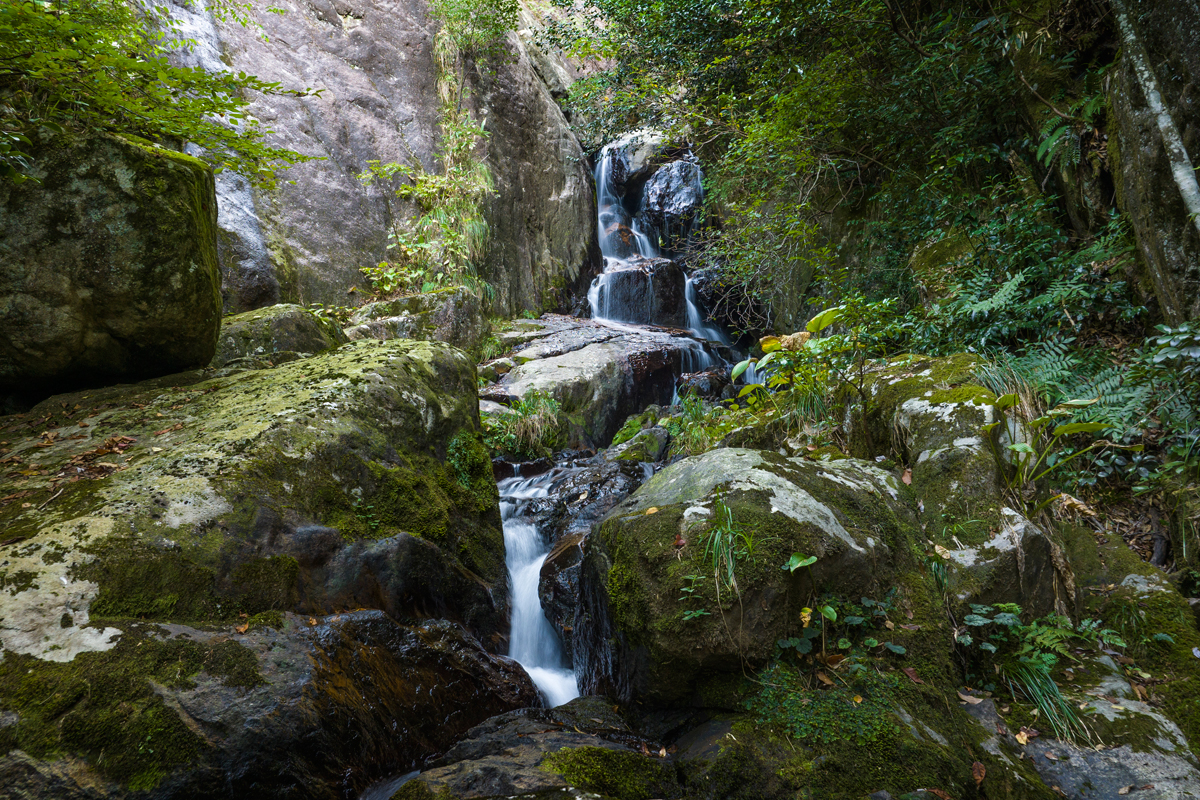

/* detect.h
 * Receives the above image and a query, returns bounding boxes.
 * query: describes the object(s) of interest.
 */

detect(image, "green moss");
[541,746,679,800]
[0,627,263,789]
[245,609,285,631]
[447,431,497,514]
[389,780,460,800]
[0,569,37,595]
[606,559,650,642]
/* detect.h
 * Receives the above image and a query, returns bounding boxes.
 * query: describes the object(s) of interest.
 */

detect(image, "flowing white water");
[501,474,579,707]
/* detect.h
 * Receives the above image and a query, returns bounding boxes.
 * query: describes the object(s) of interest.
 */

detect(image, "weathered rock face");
[0,133,221,407]
[167,0,596,317]
[210,303,349,368]
[479,315,715,446]
[636,159,704,254]
[589,259,687,328]
[345,287,489,358]
[577,447,916,705]
[0,612,538,799]
[1109,0,1200,323]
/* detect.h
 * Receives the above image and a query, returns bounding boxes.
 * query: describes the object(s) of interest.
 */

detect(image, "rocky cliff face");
[171,0,597,316]
[1109,0,1200,323]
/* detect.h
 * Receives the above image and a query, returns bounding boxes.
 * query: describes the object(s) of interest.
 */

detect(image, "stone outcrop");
[167,0,597,317]
[0,133,221,407]
[345,287,489,358]
[0,613,537,799]
[478,315,715,446]
[589,258,687,328]
[210,303,349,368]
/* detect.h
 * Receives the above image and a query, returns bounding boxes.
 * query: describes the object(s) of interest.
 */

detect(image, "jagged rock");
[345,287,489,357]
[604,129,677,197]
[482,316,714,445]
[590,258,687,328]
[210,303,349,368]
[0,133,221,408]
[0,613,538,799]
[577,447,916,705]
[676,367,729,401]
[637,159,704,253]
[606,427,670,463]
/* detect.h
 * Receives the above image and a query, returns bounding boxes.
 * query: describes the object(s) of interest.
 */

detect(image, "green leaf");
[806,306,842,333]
[882,642,906,655]
[818,605,837,622]
[1051,421,1111,437]
[994,393,1019,411]
[784,553,817,572]
[863,637,879,648]
[1007,443,1036,454]
[731,359,753,382]
[964,614,990,626]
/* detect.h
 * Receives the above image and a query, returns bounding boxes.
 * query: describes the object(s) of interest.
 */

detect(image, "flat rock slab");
[481,315,715,445]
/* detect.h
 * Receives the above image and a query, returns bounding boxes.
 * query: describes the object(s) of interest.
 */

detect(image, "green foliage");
[955,603,1125,742]
[429,0,517,62]
[702,495,757,602]
[481,390,565,459]
[0,0,315,184]
[747,662,899,745]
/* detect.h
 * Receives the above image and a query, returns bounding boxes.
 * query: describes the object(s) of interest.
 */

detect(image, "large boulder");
[345,287,489,358]
[0,133,221,407]
[0,612,538,799]
[576,447,918,705]
[210,303,349,368]
[167,0,597,316]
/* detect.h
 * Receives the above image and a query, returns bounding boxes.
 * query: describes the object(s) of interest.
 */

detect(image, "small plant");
[955,603,1125,742]
[307,303,355,326]
[702,496,756,602]
[677,574,711,621]
[481,390,565,459]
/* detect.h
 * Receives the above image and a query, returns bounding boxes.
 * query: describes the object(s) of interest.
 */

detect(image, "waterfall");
[685,276,729,346]
[501,474,579,707]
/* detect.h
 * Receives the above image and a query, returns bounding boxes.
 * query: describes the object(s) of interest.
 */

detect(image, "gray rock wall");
[175,0,597,317]
[1110,0,1200,323]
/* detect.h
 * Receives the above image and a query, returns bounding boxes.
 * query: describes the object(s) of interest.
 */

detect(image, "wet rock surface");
[636,159,704,253]
[0,133,221,408]
[479,315,715,446]
[590,258,687,328]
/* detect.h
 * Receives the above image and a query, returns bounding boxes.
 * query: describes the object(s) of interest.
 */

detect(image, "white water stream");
[501,473,580,707]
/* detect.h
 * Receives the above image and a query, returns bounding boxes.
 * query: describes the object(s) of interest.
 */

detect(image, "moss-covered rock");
[346,288,489,360]
[0,339,505,668]
[0,612,538,798]
[576,447,921,705]
[840,354,1010,533]
[211,303,349,368]
[0,133,221,408]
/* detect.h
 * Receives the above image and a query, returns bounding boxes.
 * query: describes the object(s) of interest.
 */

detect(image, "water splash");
[501,474,579,708]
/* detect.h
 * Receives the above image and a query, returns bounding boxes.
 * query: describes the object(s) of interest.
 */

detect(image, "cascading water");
[501,473,580,708]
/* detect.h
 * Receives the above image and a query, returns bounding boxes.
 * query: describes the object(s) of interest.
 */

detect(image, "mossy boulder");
[0,612,538,798]
[346,288,489,359]
[210,303,349,368]
[0,133,221,408]
[576,447,921,705]
[841,354,1010,532]
[0,338,505,665]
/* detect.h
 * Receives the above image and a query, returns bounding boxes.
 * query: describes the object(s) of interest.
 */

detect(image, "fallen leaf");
[816,671,834,686]
[78,422,88,428]
[902,468,912,485]
[151,447,164,453]
[235,623,249,634]
[1118,786,1132,795]
[926,790,953,800]
[1044,752,1059,762]
[579,491,588,501]
[641,743,650,756]
[659,747,667,758]
[852,695,863,704]
[1015,730,1029,745]
[308,617,317,626]
[957,691,983,705]
[996,724,1007,736]
[972,761,985,787]
[902,667,925,684]
[885,620,895,630]
[674,533,686,548]
[934,544,952,558]
[1132,684,1148,701]
[645,507,659,515]
[900,624,922,631]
